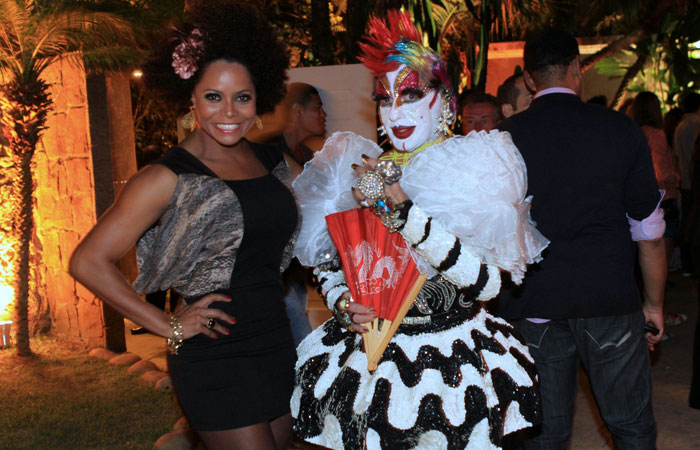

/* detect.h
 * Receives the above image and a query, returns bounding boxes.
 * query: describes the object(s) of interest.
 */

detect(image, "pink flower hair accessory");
[172,28,206,80]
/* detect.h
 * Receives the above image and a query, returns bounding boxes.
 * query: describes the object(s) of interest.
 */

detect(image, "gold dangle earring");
[181,104,196,132]
[255,116,263,130]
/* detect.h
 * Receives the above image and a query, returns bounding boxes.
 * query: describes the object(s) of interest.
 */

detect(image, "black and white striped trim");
[400,204,501,299]
[313,266,348,310]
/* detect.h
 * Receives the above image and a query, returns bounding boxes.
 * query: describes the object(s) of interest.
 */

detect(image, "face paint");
[374,65,443,151]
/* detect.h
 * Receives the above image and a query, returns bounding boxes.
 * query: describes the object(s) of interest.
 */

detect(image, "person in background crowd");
[586,94,608,106]
[270,82,327,165]
[459,91,500,133]
[685,134,700,410]
[630,92,687,331]
[266,82,327,345]
[497,28,666,450]
[496,71,533,119]
[675,92,700,277]
[70,2,300,448]
[664,107,685,149]
[629,92,681,265]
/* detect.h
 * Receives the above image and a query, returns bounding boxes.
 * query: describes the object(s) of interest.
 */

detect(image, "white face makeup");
[375,64,443,151]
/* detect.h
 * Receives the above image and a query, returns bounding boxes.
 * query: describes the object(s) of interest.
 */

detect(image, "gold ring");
[337,296,353,313]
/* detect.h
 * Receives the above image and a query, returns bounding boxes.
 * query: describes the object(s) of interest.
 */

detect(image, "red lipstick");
[392,126,415,139]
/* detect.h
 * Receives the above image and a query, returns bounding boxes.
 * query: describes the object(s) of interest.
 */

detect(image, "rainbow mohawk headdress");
[358,10,455,111]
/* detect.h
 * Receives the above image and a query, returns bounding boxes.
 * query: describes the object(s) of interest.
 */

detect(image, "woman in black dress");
[70,3,299,449]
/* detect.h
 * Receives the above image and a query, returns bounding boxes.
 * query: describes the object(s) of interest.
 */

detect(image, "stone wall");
[29,61,137,349]
[33,59,104,346]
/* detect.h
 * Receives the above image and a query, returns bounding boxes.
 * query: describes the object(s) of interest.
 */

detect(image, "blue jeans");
[514,311,656,450]
[283,281,312,346]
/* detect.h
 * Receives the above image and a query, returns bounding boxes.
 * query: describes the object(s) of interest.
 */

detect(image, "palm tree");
[423,0,560,93]
[577,0,692,107]
[0,0,140,356]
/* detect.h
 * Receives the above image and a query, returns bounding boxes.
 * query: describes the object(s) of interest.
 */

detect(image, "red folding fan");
[326,208,426,371]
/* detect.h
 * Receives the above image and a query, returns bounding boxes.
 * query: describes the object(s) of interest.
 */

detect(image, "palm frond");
[81,45,143,72]
[0,0,31,59]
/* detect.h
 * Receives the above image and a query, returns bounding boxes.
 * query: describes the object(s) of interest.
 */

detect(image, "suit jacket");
[497,93,659,320]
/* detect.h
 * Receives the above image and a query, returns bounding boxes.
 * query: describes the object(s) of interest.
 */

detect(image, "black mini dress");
[162,144,298,431]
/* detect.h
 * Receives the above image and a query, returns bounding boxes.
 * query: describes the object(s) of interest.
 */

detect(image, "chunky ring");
[205,318,216,329]
[337,295,353,313]
[376,160,402,185]
[356,170,384,201]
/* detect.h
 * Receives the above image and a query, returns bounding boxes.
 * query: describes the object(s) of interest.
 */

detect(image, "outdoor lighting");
[0,320,10,348]
[0,284,12,349]
[0,237,16,349]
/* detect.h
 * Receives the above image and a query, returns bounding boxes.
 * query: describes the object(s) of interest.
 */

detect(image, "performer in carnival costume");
[291,11,548,450]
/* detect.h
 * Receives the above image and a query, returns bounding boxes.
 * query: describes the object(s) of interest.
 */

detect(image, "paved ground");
[125,272,700,449]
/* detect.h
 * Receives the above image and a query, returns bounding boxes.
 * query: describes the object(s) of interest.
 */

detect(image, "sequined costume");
[290,131,546,449]
[290,10,546,448]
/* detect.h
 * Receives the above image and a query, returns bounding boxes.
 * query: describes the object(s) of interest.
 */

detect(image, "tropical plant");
[595,18,700,113]
[425,0,558,93]
[579,0,697,108]
[0,0,140,356]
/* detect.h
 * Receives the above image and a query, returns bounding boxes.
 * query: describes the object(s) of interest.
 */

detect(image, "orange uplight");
[0,236,16,322]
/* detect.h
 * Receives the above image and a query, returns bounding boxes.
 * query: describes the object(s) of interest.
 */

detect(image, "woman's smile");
[215,122,242,133]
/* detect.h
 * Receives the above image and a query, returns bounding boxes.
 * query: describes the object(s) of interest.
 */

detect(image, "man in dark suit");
[497,29,666,449]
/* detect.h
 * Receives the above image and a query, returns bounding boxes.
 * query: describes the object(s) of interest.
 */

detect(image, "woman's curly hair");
[142,1,288,116]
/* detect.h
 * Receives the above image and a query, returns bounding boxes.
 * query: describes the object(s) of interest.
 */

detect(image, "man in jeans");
[497,29,666,449]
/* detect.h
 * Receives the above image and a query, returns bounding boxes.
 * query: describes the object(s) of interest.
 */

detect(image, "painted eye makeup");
[399,88,424,104]
[373,77,392,106]
[373,93,392,107]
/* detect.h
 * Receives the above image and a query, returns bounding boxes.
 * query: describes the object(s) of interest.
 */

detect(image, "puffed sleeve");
[397,201,501,301]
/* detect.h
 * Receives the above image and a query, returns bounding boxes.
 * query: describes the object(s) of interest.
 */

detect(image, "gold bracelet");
[167,315,184,355]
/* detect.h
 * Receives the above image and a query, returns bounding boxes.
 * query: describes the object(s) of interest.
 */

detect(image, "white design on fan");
[345,240,412,295]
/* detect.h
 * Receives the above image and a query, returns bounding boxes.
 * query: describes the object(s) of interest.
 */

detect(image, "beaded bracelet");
[167,315,184,355]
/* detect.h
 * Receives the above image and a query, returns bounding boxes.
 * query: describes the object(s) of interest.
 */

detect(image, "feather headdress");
[358,10,455,112]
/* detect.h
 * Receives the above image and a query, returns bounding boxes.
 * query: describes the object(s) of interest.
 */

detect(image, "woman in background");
[630,91,681,266]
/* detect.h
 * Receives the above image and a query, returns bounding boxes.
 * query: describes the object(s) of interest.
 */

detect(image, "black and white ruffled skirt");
[291,304,540,449]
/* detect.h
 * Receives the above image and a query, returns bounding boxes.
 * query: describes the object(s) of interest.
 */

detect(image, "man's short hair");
[284,82,321,109]
[459,91,499,114]
[682,92,700,114]
[524,28,579,77]
[497,73,523,108]
[586,95,608,106]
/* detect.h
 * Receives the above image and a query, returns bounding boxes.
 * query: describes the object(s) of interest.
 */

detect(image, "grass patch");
[0,336,181,449]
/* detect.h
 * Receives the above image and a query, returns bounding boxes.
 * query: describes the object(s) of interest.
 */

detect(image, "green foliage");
[422,0,559,93]
[131,81,178,155]
[593,1,700,110]
[0,338,181,449]
[257,0,317,67]
[0,0,143,81]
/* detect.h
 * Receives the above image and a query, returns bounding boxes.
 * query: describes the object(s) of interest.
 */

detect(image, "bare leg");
[270,413,294,450]
[198,422,278,450]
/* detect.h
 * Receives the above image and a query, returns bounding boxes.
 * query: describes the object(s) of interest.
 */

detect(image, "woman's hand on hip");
[175,293,236,339]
